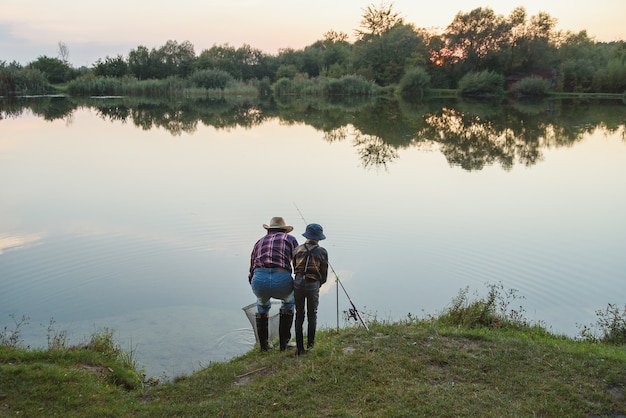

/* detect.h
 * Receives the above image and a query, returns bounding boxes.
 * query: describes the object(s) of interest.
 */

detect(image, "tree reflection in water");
[353,131,400,170]
[1,95,624,171]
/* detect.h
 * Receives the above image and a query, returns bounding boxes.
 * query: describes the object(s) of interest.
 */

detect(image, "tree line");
[1,3,625,97]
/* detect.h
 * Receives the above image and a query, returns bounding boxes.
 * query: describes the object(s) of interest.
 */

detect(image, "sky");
[1,0,625,68]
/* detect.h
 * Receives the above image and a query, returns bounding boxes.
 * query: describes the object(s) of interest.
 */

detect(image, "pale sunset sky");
[1,0,625,67]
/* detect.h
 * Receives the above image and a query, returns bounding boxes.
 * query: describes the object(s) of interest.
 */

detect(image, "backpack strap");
[302,243,320,275]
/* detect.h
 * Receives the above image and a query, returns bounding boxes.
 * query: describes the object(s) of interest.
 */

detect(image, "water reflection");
[1,96,624,379]
[1,95,624,172]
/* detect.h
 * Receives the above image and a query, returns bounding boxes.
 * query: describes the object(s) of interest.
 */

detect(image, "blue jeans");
[251,268,294,314]
[294,276,320,349]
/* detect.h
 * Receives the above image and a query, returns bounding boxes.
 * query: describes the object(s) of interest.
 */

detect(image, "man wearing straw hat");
[248,216,299,351]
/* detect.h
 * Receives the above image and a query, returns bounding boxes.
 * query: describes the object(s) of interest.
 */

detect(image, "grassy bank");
[2,318,625,416]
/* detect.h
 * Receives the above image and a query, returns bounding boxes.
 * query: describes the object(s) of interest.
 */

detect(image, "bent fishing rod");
[293,202,369,331]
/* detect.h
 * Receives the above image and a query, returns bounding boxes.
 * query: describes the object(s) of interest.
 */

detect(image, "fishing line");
[293,202,369,331]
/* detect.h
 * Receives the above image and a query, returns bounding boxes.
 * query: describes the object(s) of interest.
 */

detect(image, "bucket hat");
[303,223,325,240]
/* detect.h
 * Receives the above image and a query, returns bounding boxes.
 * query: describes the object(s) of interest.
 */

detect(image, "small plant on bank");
[83,328,142,386]
[1,317,143,391]
[0,314,30,348]
[45,317,68,350]
[578,303,626,345]
[437,282,529,329]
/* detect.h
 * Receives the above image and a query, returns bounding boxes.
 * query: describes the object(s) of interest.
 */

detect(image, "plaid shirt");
[248,231,299,281]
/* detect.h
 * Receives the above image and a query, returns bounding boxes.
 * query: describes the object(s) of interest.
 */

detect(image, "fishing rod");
[293,202,369,331]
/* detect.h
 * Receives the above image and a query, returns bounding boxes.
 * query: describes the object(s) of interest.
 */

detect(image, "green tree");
[93,55,129,78]
[557,31,608,92]
[232,44,275,81]
[26,56,75,83]
[423,32,453,88]
[356,1,402,38]
[275,33,352,80]
[300,44,323,77]
[276,48,306,76]
[156,40,196,78]
[349,3,434,86]
[316,30,353,78]
[128,45,155,79]
[196,44,241,78]
[443,7,509,73]
[127,41,195,80]
[520,12,559,72]
[438,7,560,85]
[592,57,626,93]
[276,64,298,79]
[503,8,558,74]
[276,46,338,80]
[353,22,427,85]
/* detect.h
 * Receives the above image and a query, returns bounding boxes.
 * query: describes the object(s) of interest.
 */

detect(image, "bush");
[83,328,142,390]
[272,75,377,97]
[189,69,233,92]
[66,74,122,96]
[0,65,50,96]
[398,67,431,100]
[327,75,376,96]
[510,76,552,97]
[579,303,626,345]
[438,282,528,329]
[276,64,298,79]
[66,75,190,97]
[458,70,505,97]
[272,77,297,96]
[0,314,29,348]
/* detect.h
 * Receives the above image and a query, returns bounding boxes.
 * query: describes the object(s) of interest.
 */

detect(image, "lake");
[1,96,625,379]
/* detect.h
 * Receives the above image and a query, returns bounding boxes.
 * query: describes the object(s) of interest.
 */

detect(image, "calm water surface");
[1,100,625,378]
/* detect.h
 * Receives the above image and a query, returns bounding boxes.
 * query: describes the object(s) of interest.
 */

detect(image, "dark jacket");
[292,240,329,285]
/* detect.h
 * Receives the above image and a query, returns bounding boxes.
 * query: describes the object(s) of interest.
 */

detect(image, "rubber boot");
[307,313,317,349]
[255,313,271,352]
[295,311,306,355]
[279,309,294,351]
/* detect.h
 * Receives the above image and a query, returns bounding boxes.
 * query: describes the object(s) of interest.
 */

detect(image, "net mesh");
[242,302,281,344]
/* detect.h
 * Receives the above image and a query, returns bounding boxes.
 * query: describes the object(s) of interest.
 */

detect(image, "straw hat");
[263,217,293,233]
